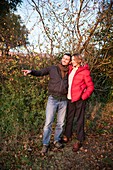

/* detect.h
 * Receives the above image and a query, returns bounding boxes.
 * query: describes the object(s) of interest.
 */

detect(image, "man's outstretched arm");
[22,67,50,77]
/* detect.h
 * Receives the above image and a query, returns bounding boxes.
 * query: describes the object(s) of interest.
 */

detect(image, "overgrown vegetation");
[1,55,49,137]
[0,0,29,55]
[0,54,113,169]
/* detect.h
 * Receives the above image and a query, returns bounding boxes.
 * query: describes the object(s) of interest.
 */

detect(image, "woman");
[63,53,94,152]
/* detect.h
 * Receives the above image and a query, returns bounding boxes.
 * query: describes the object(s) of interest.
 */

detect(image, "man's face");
[61,55,71,66]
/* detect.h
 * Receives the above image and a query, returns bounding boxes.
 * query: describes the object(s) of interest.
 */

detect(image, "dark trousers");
[64,99,86,142]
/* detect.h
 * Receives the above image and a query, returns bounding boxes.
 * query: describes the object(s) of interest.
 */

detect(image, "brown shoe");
[72,142,82,152]
[41,145,48,156]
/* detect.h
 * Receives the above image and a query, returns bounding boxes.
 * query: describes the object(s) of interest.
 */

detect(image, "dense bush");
[0,54,112,139]
[0,55,50,137]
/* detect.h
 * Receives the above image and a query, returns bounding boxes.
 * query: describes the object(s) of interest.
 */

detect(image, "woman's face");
[72,56,81,68]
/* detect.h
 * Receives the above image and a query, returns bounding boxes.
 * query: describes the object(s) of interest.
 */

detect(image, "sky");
[15,0,76,53]
[17,1,39,46]
[14,0,105,53]
[14,0,44,53]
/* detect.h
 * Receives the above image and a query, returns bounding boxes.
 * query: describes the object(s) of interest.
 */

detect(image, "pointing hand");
[22,70,31,76]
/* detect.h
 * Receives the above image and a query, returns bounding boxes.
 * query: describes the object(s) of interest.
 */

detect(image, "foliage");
[0,54,50,137]
[0,12,29,55]
[89,4,113,103]
[0,0,29,55]
[28,0,112,55]
[0,0,22,15]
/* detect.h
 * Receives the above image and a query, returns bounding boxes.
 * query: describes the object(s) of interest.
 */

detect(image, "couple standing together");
[22,53,94,155]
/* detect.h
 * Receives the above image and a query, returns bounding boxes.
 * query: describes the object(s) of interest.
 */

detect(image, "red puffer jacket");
[69,64,94,102]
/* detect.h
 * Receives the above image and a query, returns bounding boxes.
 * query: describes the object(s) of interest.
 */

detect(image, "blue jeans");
[43,95,67,145]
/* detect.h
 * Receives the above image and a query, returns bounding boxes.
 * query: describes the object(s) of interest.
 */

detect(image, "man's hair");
[64,53,72,60]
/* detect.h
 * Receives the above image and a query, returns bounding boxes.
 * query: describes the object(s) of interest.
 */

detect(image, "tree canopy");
[24,0,112,55]
[0,0,22,15]
[0,0,30,54]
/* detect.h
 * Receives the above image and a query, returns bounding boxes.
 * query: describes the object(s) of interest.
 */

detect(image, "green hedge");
[0,54,112,138]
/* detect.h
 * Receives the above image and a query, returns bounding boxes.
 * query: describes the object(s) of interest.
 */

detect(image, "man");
[22,53,71,155]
